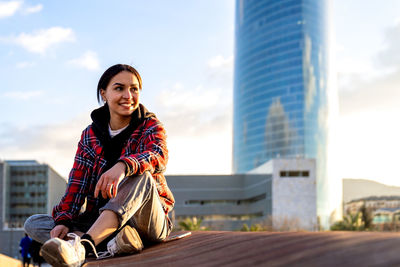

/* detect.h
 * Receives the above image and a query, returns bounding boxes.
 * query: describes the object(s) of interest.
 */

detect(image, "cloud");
[207,54,233,69]
[335,23,400,93]
[0,1,42,18]
[376,21,400,68]
[15,61,35,68]
[11,27,75,54]
[22,3,42,14]
[163,108,232,175]
[339,21,400,116]
[155,82,231,136]
[68,51,101,71]
[159,84,221,113]
[337,57,374,77]
[153,81,232,174]
[339,68,400,116]
[204,54,234,92]
[153,54,234,174]
[0,1,22,18]
[2,90,44,100]
[0,112,91,178]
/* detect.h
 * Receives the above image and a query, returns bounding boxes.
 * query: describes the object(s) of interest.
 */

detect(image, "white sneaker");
[97,225,143,259]
[40,233,96,267]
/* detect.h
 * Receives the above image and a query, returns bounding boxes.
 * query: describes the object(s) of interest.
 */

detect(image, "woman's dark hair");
[97,64,142,103]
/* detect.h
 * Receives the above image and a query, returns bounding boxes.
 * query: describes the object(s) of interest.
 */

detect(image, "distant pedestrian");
[20,233,32,267]
[30,239,44,267]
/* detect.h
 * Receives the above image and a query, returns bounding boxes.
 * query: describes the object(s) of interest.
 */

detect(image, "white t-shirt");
[108,124,129,138]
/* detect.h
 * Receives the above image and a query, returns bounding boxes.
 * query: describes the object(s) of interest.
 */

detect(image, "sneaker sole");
[117,226,144,253]
[40,239,81,267]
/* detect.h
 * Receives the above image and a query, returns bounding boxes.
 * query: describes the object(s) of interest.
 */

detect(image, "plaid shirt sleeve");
[119,119,168,176]
[52,128,94,227]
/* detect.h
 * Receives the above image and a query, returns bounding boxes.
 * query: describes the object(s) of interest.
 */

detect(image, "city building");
[167,159,317,231]
[372,208,400,231]
[0,160,66,258]
[233,0,335,227]
[344,196,400,216]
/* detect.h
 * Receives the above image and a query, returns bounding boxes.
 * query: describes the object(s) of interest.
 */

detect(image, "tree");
[359,204,373,230]
[331,212,364,231]
[240,223,264,232]
[178,217,209,231]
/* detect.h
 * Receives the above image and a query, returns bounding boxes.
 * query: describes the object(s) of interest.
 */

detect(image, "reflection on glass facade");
[233,0,330,226]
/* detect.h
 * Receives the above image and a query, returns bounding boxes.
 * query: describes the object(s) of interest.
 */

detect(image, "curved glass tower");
[233,0,331,226]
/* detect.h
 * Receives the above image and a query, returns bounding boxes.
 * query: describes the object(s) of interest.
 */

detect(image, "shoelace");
[97,251,113,260]
[96,241,117,260]
[67,233,100,259]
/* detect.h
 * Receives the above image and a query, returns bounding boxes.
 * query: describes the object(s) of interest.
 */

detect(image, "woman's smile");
[119,102,135,108]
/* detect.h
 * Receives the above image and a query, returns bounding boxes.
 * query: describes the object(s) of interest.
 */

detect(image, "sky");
[0,0,399,187]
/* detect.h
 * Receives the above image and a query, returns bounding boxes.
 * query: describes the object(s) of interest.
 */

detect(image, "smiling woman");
[23,64,175,267]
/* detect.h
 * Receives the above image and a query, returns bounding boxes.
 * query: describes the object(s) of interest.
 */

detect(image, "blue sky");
[0,1,400,187]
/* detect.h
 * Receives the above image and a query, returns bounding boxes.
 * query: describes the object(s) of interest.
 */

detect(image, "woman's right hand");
[50,224,69,239]
[95,161,126,199]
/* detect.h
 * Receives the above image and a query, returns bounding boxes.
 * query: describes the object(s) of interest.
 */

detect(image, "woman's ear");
[100,89,106,102]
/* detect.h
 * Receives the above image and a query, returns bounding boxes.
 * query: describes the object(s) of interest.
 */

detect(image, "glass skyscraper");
[233,0,332,226]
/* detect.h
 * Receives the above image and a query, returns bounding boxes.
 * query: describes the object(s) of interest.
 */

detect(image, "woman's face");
[100,71,140,121]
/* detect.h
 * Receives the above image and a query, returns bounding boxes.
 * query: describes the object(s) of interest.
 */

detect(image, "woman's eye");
[115,86,123,91]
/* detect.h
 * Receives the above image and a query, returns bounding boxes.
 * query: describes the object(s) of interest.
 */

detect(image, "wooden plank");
[84,231,400,267]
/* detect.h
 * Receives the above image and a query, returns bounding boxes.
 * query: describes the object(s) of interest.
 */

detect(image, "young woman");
[24,64,175,267]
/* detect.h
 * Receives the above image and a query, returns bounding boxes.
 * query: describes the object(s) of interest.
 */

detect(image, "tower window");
[280,170,309,178]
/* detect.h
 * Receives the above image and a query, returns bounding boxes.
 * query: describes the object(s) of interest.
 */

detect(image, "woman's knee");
[24,214,42,234]
[24,214,54,243]
[101,172,157,228]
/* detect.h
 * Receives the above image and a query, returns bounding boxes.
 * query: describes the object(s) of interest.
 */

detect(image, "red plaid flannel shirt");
[52,116,174,226]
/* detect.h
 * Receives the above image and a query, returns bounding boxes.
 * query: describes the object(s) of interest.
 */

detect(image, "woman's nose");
[123,89,132,99]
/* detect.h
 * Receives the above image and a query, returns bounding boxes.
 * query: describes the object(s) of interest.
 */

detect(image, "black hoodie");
[90,103,156,171]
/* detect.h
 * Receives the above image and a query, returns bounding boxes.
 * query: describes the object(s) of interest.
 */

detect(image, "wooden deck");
[84,231,400,266]
[0,253,24,267]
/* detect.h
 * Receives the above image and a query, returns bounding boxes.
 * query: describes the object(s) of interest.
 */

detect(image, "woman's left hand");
[95,162,126,199]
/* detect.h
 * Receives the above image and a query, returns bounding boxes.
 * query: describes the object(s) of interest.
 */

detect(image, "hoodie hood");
[90,103,155,141]
[90,103,155,170]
